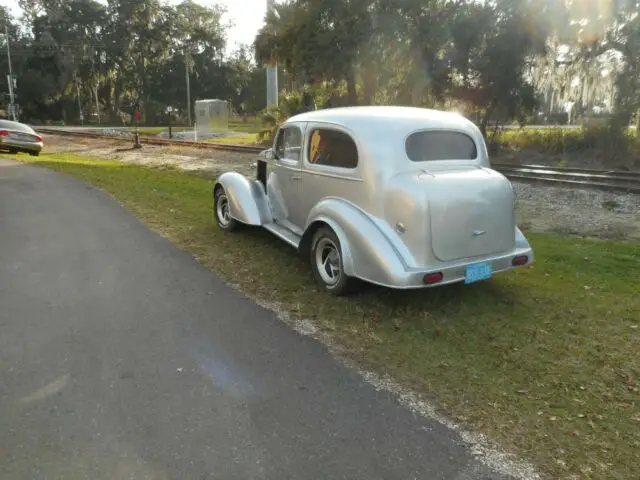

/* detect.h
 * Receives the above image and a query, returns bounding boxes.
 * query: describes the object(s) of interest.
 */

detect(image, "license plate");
[465,262,493,284]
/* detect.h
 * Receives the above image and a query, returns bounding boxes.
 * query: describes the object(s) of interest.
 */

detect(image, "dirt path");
[44,134,255,176]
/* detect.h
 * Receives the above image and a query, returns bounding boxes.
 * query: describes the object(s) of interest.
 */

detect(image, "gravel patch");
[514,182,640,240]
[159,130,248,140]
[100,128,133,138]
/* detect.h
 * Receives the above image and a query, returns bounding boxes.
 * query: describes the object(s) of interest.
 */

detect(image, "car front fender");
[304,198,414,286]
[214,172,272,226]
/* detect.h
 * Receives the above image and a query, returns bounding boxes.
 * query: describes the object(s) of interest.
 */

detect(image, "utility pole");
[266,0,278,110]
[5,23,17,121]
[185,50,192,127]
[76,80,84,126]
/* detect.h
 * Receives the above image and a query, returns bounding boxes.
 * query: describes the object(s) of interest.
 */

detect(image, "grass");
[19,152,640,480]
[134,126,189,135]
[119,126,188,135]
[205,134,261,145]
[118,118,262,137]
[119,118,262,144]
[228,117,262,134]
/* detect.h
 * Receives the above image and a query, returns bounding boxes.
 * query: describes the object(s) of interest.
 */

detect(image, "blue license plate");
[465,262,493,284]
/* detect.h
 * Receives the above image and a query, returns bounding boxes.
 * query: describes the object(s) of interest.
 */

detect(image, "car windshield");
[0,120,35,134]
[405,130,477,162]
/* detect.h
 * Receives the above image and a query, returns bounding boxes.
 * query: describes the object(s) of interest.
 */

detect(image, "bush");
[257,88,316,143]
[498,126,639,156]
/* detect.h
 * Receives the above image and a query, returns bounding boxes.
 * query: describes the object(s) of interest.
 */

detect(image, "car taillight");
[0,130,8,137]
[512,255,528,266]
[35,135,43,142]
[423,272,443,284]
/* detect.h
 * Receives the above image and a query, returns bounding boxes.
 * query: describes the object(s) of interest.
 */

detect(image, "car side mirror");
[266,149,275,160]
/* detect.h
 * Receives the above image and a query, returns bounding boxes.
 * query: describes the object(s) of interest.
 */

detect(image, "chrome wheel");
[216,193,231,227]
[214,187,240,232]
[310,227,355,296]
[314,237,342,286]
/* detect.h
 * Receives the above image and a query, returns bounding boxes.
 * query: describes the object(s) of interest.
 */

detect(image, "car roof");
[0,119,35,134]
[286,106,476,133]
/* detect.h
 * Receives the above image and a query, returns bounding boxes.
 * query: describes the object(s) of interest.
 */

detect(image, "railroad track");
[35,128,266,154]
[494,164,640,194]
[37,128,640,194]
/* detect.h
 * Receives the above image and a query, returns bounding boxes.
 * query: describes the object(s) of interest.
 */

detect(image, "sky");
[3,0,272,54]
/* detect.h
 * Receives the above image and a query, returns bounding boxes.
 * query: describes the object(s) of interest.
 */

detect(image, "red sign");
[133,111,140,120]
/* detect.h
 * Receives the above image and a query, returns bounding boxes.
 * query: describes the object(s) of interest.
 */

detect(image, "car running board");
[263,222,301,249]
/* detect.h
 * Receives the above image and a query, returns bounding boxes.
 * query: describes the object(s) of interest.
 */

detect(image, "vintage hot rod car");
[213,106,533,295]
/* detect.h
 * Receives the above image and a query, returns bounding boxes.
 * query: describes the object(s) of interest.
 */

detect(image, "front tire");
[310,227,354,296]
[214,188,240,232]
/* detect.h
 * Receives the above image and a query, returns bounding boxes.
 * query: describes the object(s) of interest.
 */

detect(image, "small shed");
[195,99,229,133]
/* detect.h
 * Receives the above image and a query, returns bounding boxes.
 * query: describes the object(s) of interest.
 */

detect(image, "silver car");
[213,106,534,295]
[0,119,43,156]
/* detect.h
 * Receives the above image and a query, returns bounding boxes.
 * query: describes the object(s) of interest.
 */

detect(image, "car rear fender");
[303,198,415,284]
[516,226,534,262]
[214,172,272,225]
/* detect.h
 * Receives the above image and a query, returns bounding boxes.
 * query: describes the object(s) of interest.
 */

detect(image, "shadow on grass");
[228,223,533,328]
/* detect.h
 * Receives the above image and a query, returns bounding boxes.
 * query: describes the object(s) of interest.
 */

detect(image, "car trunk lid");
[10,131,40,142]
[0,129,40,142]
[424,167,515,262]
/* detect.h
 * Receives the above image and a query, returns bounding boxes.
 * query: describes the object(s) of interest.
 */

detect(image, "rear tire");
[214,187,240,232]
[310,227,355,296]
[29,151,40,157]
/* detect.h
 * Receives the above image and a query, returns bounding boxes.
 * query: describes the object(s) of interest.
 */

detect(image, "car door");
[297,124,362,222]
[268,124,306,235]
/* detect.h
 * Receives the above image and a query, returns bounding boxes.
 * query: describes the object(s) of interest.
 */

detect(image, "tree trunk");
[479,99,499,140]
[361,68,375,106]
[635,109,640,137]
[93,84,101,125]
[346,67,358,106]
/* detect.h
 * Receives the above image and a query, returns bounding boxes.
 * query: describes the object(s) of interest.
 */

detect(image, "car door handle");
[291,175,302,181]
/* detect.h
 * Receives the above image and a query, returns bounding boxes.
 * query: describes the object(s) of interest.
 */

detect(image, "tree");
[255,0,372,105]
[6,0,257,125]
[447,0,548,134]
[566,0,640,135]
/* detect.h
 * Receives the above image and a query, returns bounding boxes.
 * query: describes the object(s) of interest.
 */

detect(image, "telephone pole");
[266,0,278,110]
[185,50,192,126]
[5,23,17,121]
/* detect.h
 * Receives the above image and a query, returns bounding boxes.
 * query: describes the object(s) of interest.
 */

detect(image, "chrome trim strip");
[302,170,364,182]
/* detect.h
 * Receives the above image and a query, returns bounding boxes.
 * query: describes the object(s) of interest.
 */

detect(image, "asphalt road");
[0,158,511,480]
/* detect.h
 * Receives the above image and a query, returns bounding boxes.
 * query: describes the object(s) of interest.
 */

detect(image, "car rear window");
[405,130,477,162]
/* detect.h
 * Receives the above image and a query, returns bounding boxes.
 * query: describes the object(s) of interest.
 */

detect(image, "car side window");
[275,126,302,162]
[307,128,358,169]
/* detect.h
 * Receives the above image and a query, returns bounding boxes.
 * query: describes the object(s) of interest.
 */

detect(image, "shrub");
[257,88,316,143]
[498,126,638,156]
